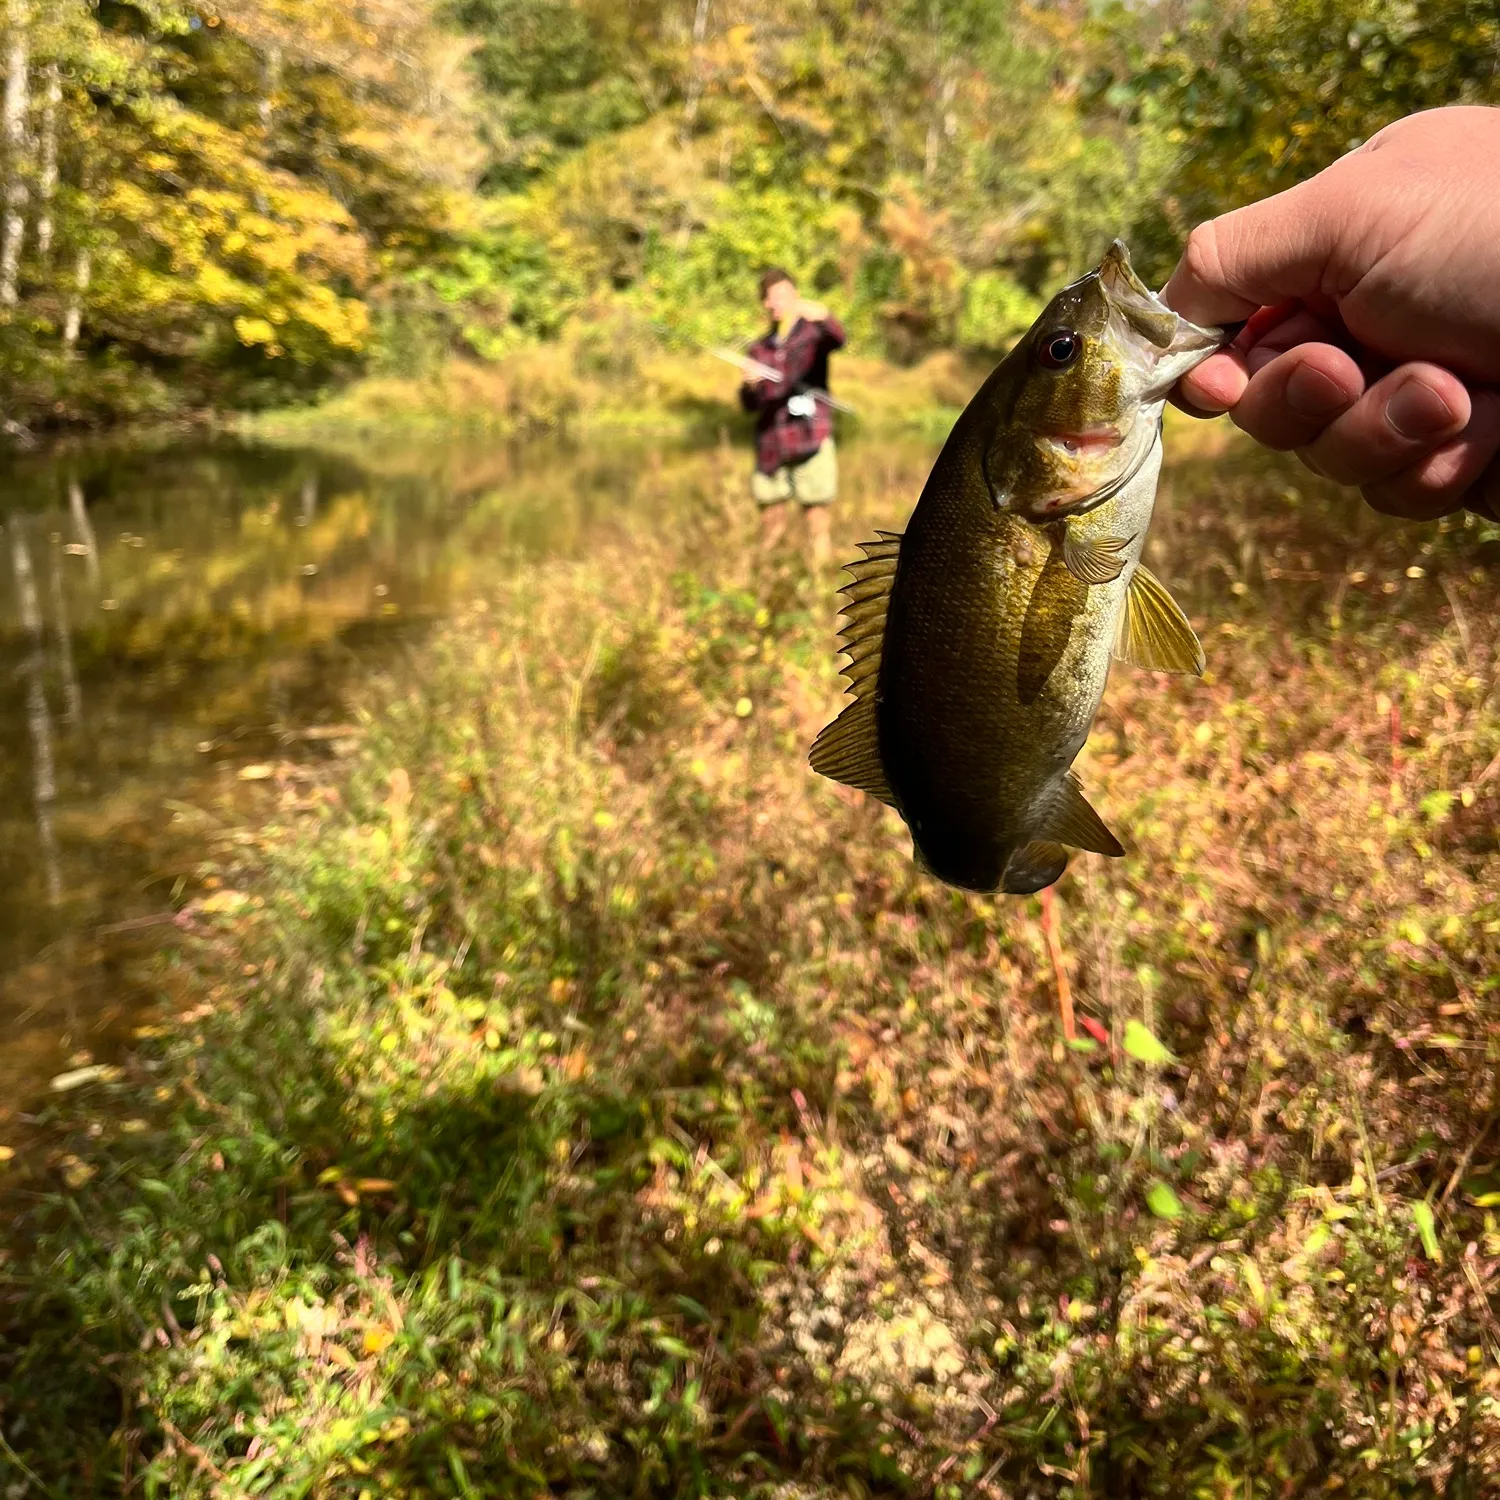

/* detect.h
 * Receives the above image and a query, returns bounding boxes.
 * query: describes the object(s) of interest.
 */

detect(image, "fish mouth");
[1042,424,1125,458]
[1096,238,1230,394]
[1041,411,1160,518]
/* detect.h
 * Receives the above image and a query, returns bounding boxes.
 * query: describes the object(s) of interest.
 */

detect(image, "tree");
[0,0,480,419]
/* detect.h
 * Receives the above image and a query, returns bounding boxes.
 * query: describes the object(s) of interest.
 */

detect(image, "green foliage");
[0,0,471,423]
[418,0,1500,380]
[958,270,1045,356]
[448,0,660,190]
[9,0,1496,423]
[1093,0,1500,279]
[409,0,1191,371]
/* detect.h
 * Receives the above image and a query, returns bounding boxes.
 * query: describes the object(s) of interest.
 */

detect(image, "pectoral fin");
[1062,527,1134,585]
[1113,564,1205,675]
[1036,773,1125,858]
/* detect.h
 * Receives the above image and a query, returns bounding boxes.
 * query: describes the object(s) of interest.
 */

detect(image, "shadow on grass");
[0,951,876,1496]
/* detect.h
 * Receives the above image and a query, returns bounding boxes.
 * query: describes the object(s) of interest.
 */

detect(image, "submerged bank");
[3,427,1500,1495]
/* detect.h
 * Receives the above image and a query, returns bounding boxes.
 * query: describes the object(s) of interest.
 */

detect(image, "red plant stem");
[1040,884,1075,1042]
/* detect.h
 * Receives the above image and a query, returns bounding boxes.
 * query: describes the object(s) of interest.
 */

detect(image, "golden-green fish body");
[810,241,1228,894]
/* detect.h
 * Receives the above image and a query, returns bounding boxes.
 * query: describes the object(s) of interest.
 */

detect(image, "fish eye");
[1037,330,1081,370]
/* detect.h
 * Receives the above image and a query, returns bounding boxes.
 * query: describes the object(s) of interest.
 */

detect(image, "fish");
[808,239,1230,895]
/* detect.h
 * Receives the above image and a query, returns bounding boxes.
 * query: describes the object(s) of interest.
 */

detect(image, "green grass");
[4,430,1500,1496]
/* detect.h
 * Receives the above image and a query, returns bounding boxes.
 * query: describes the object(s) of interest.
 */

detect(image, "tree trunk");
[254,43,281,213]
[49,531,81,725]
[924,70,957,183]
[0,0,30,306]
[68,475,99,586]
[11,516,62,905]
[61,243,87,348]
[35,55,55,260]
[679,0,710,143]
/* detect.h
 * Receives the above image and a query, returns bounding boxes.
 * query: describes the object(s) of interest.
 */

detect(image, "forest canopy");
[0,0,1495,424]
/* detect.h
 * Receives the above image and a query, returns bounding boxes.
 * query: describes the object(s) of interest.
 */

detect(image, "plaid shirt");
[738,314,846,475]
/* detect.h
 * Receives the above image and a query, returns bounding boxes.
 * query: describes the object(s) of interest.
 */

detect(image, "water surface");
[0,432,718,1114]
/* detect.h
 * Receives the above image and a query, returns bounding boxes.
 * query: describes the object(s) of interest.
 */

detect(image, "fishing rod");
[705,344,858,416]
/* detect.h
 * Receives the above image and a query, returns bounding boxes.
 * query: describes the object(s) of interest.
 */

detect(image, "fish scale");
[810,240,1229,895]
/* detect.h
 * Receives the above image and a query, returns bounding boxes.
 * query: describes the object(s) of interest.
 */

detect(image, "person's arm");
[1160,104,1500,521]
[796,299,847,354]
[738,339,782,412]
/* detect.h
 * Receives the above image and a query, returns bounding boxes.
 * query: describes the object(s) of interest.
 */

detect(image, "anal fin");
[1036,772,1124,857]
[808,697,895,805]
[1001,841,1069,895]
[1062,526,1134,585]
[1113,563,1204,675]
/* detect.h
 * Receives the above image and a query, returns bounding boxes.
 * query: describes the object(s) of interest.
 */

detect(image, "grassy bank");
[4,431,1500,1497]
[237,343,983,451]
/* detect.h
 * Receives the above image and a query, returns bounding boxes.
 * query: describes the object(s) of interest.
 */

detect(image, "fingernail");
[1386,379,1459,440]
[1285,364,1350,417]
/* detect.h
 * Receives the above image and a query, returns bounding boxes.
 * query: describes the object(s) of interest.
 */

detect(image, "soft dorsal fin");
[1062,526,1134,586]
[808,531,903,806]
[1113,564,1204,675]
[1035,772,1124,857]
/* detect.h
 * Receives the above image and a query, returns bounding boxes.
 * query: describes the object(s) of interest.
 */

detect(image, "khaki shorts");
[751,438,837,508]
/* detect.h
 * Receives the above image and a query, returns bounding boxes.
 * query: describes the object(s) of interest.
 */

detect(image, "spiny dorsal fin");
[1035,772,1124,857]
[1113,563,1204,675]
[1062,527,1134,586]
[808,531,904,806]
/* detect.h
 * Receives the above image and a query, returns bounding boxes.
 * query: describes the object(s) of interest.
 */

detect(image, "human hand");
[1160,105,1500,521]
[797,298,829,323]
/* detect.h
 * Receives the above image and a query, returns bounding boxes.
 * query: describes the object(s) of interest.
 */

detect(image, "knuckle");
[1181,221,1227,290]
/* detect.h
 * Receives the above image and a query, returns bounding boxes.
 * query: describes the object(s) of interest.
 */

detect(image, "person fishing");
[737,268,847,567]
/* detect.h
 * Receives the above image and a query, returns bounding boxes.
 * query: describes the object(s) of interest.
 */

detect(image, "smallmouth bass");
[810,240,1230,894]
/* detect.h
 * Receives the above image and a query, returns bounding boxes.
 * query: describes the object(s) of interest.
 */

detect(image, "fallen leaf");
[49,1064,122,1093]
[59,1155,97,1189]
[362,1325,396,1356]
[1124,1020,1176,1067]
[1145,1180,1183,1219]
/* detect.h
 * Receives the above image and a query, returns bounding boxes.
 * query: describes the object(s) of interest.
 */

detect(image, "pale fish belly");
[1010,434,1165,839]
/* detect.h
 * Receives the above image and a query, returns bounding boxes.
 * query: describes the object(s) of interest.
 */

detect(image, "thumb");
[1161,163,1371,327]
